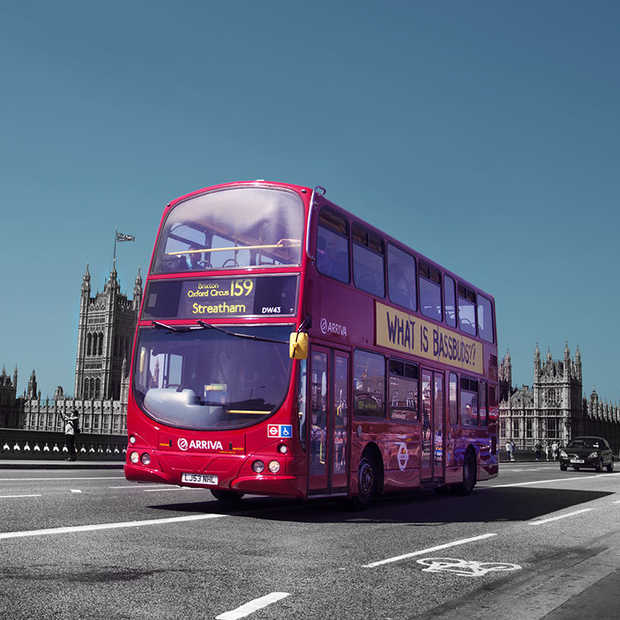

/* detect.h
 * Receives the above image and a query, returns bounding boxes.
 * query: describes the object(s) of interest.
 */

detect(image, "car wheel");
[607,461,614,473]
[455,451,477,495]
[560,464,567,471]
[210,489,244,504]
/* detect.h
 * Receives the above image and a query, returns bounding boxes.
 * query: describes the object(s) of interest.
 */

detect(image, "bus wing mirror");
[289,332,309,360]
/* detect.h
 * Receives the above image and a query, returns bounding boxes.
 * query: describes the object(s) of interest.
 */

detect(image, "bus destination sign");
[375,301,484,374]
[142,276,298,320]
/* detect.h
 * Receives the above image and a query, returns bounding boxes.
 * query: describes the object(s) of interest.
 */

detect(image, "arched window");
[86,333,92,356]
[95,378,101,400]
[98,333,103,356]
[83,378,89,399]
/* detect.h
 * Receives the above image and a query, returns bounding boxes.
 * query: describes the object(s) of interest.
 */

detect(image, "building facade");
[500,344,620,453]
[0,367,20,428]
[74,265,142,400]
[8,266,142,436]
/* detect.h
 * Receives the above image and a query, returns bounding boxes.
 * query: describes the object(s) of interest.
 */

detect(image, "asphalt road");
[0,461,619,619]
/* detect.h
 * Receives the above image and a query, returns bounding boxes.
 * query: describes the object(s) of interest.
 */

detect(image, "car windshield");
[567,438,602,449]
[152,186,305,273]
[133,325,292,430]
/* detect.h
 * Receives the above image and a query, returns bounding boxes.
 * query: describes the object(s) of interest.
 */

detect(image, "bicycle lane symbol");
[416,557,522,577]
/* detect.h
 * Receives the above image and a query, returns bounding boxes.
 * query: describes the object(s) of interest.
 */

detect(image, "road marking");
[0,494,42,499]
[0,477,124,482]
[144,488,184,492]
[70,489,82,494]
[107,484,177,489]
[613,500,620,504]
[417,557,522,577]
[215,592,290,620]
[491,472,620,487]
[0,513,226,541]
[529,508,593,526]
[362,533,497,568]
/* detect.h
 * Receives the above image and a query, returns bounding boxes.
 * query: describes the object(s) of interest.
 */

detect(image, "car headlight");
[560,450,567,458]
[588,451,598,459]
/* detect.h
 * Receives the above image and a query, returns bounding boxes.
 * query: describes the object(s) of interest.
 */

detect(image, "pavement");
[0,459,124,469]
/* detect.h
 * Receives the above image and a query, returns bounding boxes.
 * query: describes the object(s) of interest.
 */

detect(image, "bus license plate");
[570,459,584,464]
[182,473,218,485]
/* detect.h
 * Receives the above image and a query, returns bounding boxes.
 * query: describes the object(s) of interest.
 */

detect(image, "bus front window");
[133,325,292,431]
[153,186,304,273]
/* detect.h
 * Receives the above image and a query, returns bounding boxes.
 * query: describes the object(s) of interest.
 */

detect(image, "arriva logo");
[177,438,223,451]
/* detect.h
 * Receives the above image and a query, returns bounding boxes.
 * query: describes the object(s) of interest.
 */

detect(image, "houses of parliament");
[0,265,142,436]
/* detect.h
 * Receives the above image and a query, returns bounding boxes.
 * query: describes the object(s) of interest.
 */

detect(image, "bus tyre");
[456,451,477,495]
[210,489,244,504]
[351,456,377,509]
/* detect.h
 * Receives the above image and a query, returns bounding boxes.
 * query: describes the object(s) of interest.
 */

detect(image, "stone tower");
[532,343,582,444]
[74,266,143,400]
[498,351,512,402]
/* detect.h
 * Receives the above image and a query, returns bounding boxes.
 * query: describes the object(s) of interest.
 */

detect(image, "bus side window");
[352,223,385,298]
[458,285,476,336]
[444,275,457,328]
[389,359,419,422]
[460,377,478,426]
[387,244,416,311]
[479,381,487,426]
[353,350,385,418]
[316,209,349,283]
[449,372,458,425]
[419,260,442,322]
[477,295,494,343]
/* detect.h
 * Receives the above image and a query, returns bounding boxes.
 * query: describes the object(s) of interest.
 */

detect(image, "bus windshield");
[152,186,304,274]
[133,325,292,430]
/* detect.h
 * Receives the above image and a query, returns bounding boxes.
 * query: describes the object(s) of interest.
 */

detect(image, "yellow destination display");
[375,302,483,374]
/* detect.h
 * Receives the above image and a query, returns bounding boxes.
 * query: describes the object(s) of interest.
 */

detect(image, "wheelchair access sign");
[267,424,292,438]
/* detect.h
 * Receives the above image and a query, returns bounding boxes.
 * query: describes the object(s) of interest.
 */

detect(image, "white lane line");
[529,508,593,526]
[362,533,497,568]
[613,500,620,504]
[0,513,226,541]
[70,489,82,494]
[0,477,124,482]
[108,484,178,490]
[215,592,290,620]
[492,472,620,487]
[0,494,42,499]
[144,488,184,492]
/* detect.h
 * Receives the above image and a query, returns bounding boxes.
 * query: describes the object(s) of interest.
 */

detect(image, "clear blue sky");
[1,1,618,401]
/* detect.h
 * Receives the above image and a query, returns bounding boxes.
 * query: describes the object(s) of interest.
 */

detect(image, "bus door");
[420,369,445,482]
[308,347,350,495]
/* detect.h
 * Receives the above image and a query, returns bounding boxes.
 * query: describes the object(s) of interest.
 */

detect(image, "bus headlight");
[252,460,265,473]
[268,460,280,473]
[278,444,288,454]
[141,452,151,466]
[130,451,139,464]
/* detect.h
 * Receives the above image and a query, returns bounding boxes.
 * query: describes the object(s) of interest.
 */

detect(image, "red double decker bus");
[125,180,498,505]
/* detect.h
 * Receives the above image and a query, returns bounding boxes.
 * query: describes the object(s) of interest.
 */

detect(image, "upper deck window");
[317,209,349,283]
[388,244,416,311]
[477,295,494,343]
[152,186,304,274]
[352,223,385,298]
[458,284,477,336]
[444,275,457,328]
[419,260,442,322]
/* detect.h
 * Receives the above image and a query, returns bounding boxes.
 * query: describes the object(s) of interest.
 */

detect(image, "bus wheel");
[456,451,477,495]
[351,456,377,509]
[211,489,244,504]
